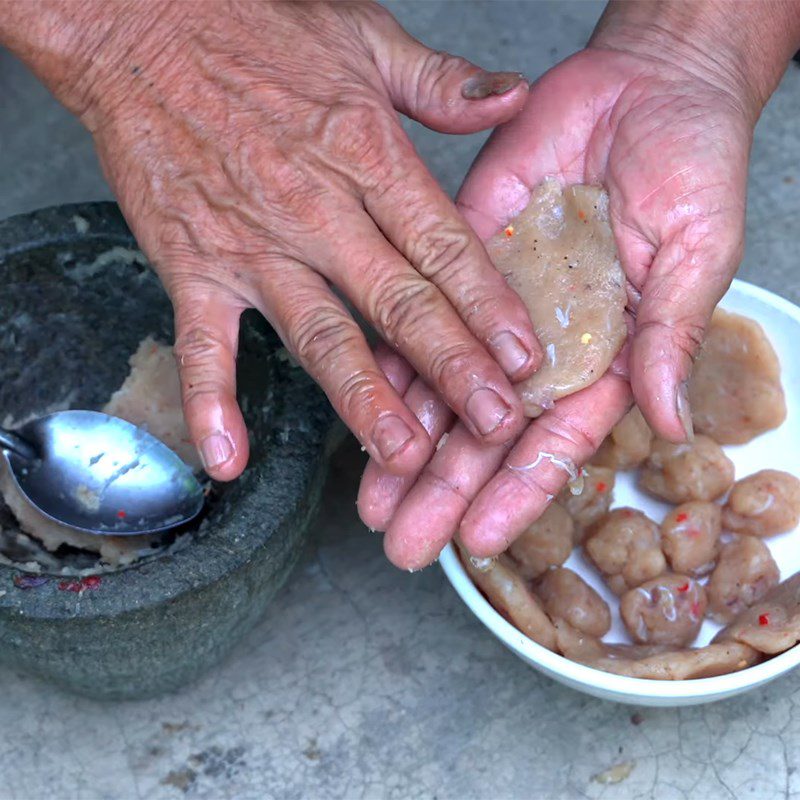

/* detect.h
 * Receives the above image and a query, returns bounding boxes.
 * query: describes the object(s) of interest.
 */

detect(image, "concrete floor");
[2,2,800,798]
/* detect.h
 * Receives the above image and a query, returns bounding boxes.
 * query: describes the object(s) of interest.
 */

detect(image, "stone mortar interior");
[1,202,282,576]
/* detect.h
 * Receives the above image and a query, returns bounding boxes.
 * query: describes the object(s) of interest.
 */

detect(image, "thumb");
[630,222,742,443]
[362,5,529,134]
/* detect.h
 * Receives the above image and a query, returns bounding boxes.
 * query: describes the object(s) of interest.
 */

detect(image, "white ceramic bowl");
[440,278,800,706]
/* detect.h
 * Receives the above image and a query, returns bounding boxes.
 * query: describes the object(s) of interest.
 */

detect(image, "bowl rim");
[439,277,800,701]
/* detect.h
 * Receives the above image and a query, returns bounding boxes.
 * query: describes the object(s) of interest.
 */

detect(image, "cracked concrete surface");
[1,1,800,798]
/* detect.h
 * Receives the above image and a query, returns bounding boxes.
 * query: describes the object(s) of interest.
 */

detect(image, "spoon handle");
[0,427,38,461]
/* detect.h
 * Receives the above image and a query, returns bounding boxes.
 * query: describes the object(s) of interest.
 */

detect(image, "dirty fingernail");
[200,432,234,470]
[676,380,695,441]
[461,70,526,100]
[491,331,531,375]
[372,415,414,461]
[466,388,511,435]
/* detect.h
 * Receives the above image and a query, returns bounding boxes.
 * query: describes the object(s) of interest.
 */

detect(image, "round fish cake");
[715,573,800,655]
[486,179,627,417]
[620,575,707,647]
[506,502,574,580]
[537,567,611,638]
[593,406,652,470]
[558,464,615,545]
[639,436,734,504]
[722,469,800,538]
[584,508,666,595]
[661,501,722,577]
[706,536,780,624]
[689,309,786,444]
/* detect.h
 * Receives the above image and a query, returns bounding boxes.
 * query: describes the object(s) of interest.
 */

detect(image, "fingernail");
[372,415,414,461]
[466,388,511,435]
[491,331,531,375]
[461,70,525,100]
[200,432,234,470]
[676,380,695,442]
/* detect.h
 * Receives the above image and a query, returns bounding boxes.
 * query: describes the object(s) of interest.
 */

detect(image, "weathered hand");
[359,0,800,569]
[1,1,541,479]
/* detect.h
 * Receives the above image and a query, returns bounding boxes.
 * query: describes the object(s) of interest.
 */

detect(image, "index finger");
[363,138,543,383]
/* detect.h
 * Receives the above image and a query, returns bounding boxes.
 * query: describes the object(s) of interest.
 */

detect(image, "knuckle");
[423,468,471,508]
[639,316,706,361]
[411,225,473,284]
[372,273,441,342]
[333,369,382,425]
[260,155,328,223]
[288,305,361,377]
[173,325,233,405]
[503,465,551,502]
[174,325,231,375]
[414,50,469,106]
[539,413,602,455]
[316,101,395,178]
[427,341,476,390]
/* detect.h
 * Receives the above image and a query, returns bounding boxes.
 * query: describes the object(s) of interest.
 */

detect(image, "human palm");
[358,46,754,569]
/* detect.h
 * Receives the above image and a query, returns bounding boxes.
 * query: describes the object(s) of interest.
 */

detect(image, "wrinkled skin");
[639,436,734,504]
[458,545,556,651]
[558,464,616,545]
[706,536,780,624]
[722,470,800,538]
[715,572,800,655]
[584,508,666,596]
[593,406,652,470]
[359,26,758,569]
[3,1,540,481]
[555,619,761,680]
[537,567,611,638]
[620,574,707,647]
[661,501,721,577]
[506,502,574,580]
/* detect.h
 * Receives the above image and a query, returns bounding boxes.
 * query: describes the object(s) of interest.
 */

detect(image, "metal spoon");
[0,410,204,536]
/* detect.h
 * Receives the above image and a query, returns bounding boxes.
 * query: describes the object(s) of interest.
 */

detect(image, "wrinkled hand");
[3,1,542,478]
[359,32,762,569]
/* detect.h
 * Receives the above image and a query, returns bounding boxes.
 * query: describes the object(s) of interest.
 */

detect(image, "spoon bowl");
[1,410,204,535]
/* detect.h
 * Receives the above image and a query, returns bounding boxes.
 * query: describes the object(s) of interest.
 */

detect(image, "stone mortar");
[0,202,338,700]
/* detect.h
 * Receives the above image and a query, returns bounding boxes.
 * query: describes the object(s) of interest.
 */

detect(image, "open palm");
[358,45,754,570]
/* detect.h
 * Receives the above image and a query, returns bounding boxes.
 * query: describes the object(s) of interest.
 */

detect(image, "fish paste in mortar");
[486,179,627,417]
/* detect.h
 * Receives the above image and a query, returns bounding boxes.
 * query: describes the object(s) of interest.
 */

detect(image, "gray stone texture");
[2,1,800,797]
[0,202,338,699]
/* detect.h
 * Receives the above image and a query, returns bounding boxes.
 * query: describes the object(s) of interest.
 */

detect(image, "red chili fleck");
[595,482,607,492]
[759,613,770,626]
[58,576,102,593]
[677,582,690,593]
[504,226,514,237]
[117,509,126,519]
[578,210,587,221]
[690,601,702,617]
[675,513,689,523]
